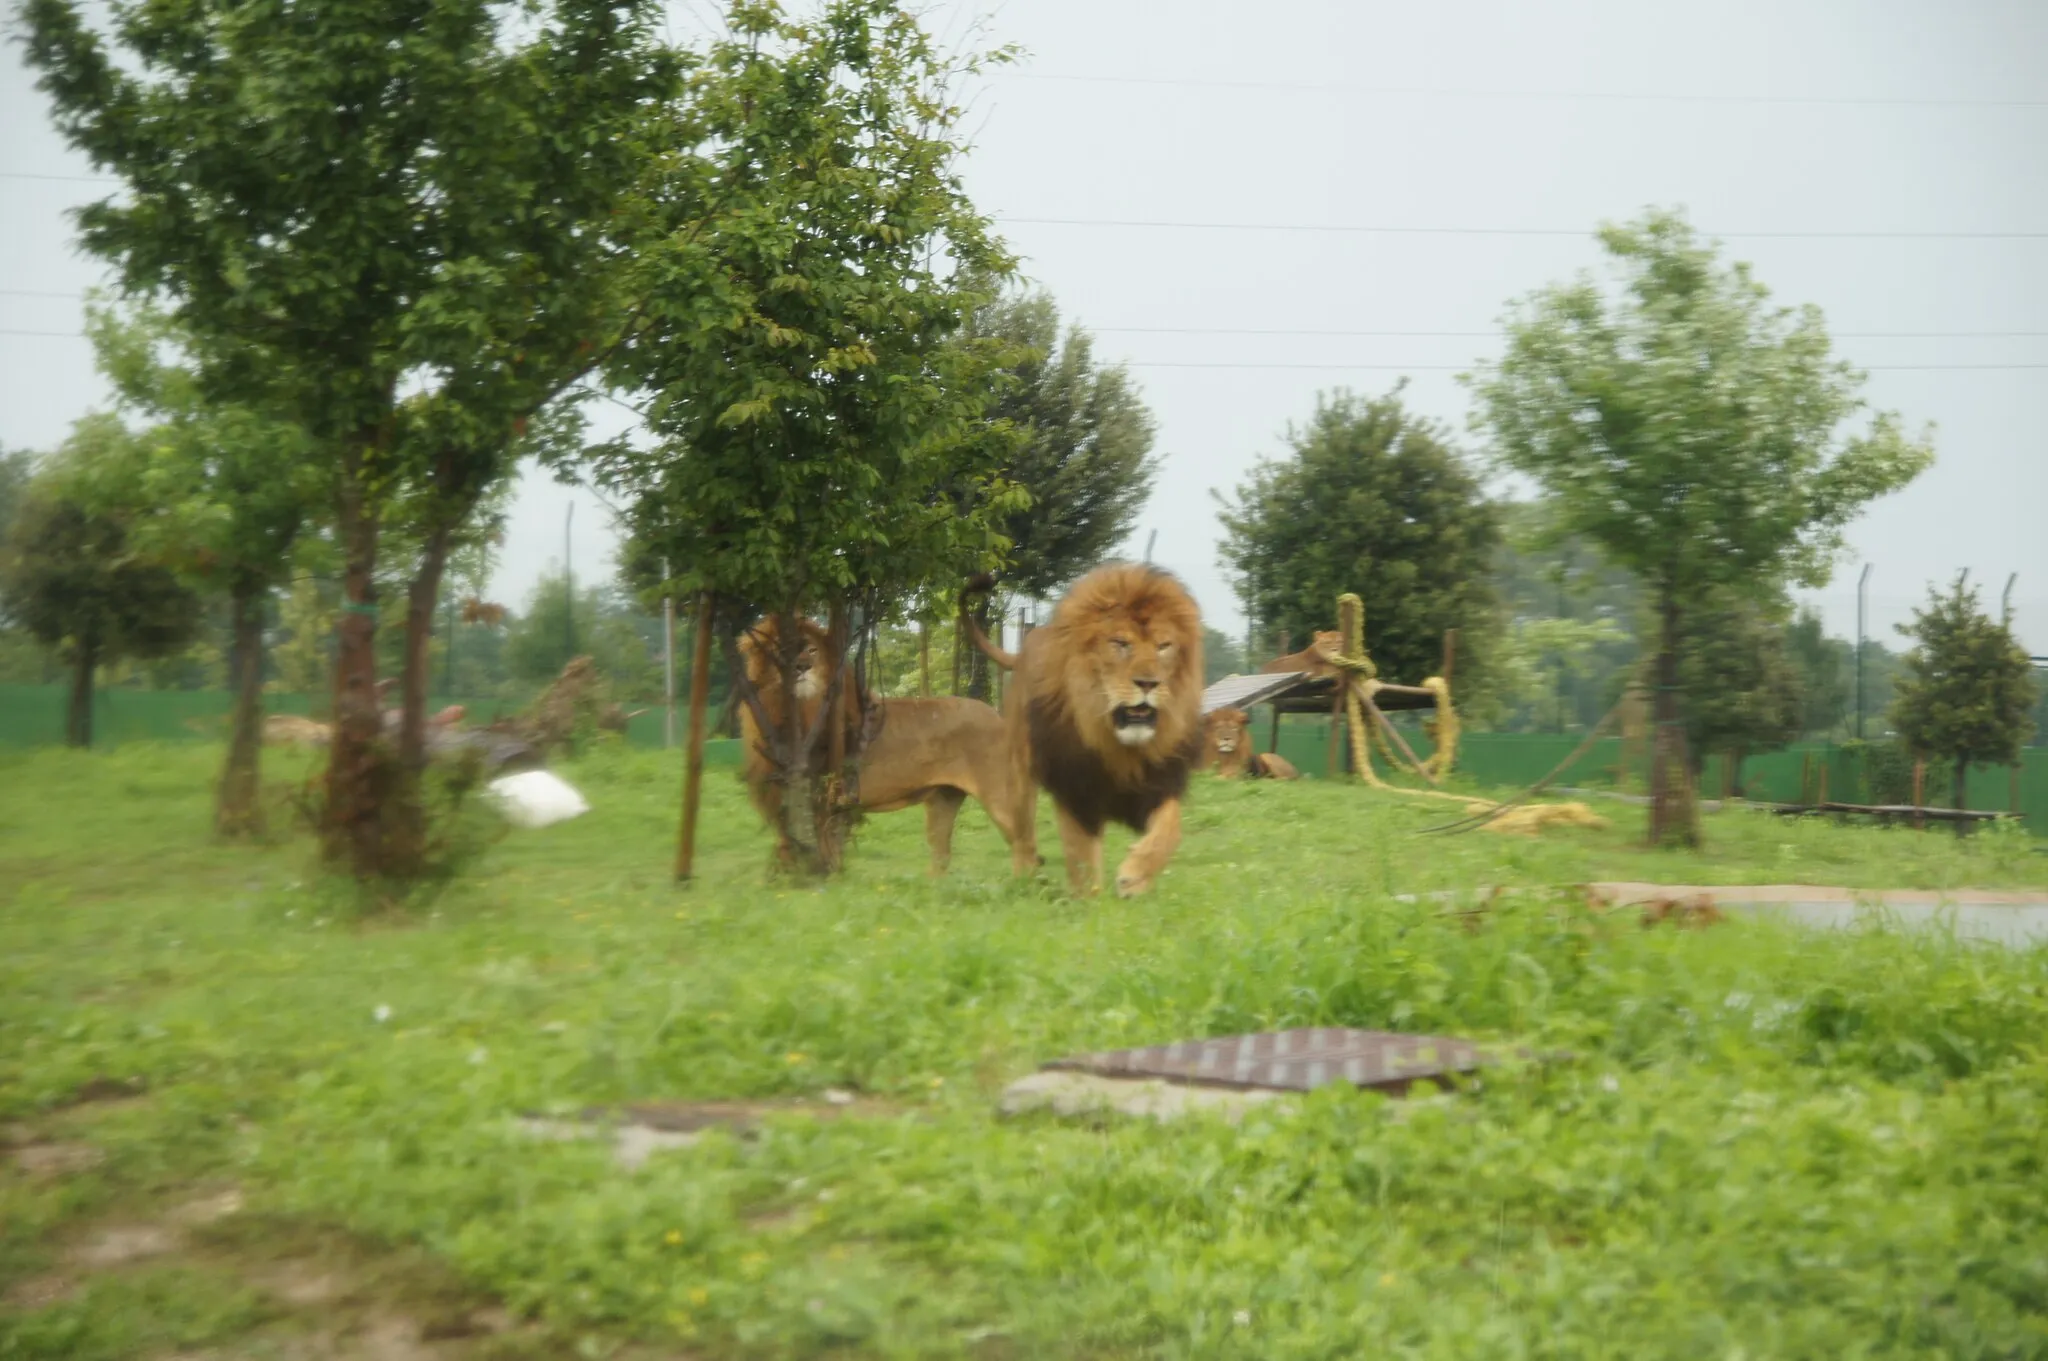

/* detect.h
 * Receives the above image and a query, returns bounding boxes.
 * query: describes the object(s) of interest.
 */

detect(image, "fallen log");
[1771,801,2019,824]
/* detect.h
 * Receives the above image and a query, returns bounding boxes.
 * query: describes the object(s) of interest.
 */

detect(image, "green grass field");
[4,741,2048,1359]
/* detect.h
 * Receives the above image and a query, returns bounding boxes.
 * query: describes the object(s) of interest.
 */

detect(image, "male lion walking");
[961,562,1204,897]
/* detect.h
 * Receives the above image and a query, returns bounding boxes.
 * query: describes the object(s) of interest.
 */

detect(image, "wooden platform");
[1201,671,1439,717]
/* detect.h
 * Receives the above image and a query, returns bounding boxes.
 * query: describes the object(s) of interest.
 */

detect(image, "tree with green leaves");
[23,0,681,881]
[1489,615,1632,732]
[1677,590,1805,795]
[1465,208,1934,845]
[1202,627,1246,684]
[1785,606,1852,739]
[65,302,322,836]
[1218,382,1503,695]
[1492,499,1644,731]
[1890,575,2036,814]
[956,289,1160,698]
[0,450,33,545]
[595,1,1021,875]
[0,451,203,747]
[504,570,659,699]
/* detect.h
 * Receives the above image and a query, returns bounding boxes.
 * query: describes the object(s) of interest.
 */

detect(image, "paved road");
[1588,882,2048,949]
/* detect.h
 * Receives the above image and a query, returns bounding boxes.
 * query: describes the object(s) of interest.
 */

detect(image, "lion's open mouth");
[1111,703,1158,746]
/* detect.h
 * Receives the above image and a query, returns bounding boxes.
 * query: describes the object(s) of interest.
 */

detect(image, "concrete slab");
[1399,882,2048,948]
[997,1071,1292,1124]
[512,1117,700,1171]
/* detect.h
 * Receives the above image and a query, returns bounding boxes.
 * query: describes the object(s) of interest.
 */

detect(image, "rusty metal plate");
[1043,1027,1534,1095]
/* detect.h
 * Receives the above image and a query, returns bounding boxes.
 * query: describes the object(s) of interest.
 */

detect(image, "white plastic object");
[487,769,590,829]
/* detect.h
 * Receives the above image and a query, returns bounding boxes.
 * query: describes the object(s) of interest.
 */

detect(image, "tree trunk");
[66,642,95,748]
[398,527,453,776]
[216,582,268,838]
[965,597,994,701]
[1648,594,1700,847]
[384,525,454,874]
[816,603,854,873]
[321,463,394,878]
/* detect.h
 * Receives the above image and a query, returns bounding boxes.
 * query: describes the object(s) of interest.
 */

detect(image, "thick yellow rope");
[1420,676,1458,779]
[1305,593,1595,832]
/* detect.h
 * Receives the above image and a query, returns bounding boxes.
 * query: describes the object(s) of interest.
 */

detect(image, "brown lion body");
[1260,630,1345,680]
[1203,707,1302,780]
[963,563,1204,897]
[738,616,1025,874]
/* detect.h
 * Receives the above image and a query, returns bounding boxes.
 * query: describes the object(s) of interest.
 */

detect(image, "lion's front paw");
[1114,868,1154,898]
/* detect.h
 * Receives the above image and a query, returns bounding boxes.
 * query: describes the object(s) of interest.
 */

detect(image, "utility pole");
[563,502,576,661]
[1855,563,1871,740]
[1144,529,1156,564]
[2003,572,2018,624]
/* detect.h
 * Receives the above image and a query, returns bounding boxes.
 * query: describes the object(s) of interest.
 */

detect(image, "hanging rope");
[1298,589,1601,833]
[1414,691,1631,835]
[1420,676,1459,779]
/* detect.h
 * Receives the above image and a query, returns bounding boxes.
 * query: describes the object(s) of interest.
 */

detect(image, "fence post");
[675,593,716,882]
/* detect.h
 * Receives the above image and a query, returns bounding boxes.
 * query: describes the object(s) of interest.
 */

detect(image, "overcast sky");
[4,0,2043,655]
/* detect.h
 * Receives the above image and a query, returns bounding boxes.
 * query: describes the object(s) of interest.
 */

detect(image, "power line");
[998,216,2048,242]
[9,171,2041,240]
[5,303,2039,344]
[0,171,118,184]
[999,72,2048,111]
[1094,325,2048,341]
[0,288,92,300]
[6,328,2041,369]
[1121,361,2048,373]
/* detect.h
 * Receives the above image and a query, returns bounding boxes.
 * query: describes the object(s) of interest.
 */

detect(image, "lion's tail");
[958,574,1018,671]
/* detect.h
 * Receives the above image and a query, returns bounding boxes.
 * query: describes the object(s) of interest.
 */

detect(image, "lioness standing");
[962,563,1204,897]
[737,616,1027,874]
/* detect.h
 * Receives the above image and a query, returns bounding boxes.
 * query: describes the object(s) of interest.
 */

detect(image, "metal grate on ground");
[1043,1027,1549,1096]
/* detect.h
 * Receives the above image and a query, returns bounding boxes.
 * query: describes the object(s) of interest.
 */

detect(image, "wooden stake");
[1366,693,1441,788]
[675,593,715,882]
[918,620,931,698]
[1912,758,1925,831]
[1440,627,1458,687]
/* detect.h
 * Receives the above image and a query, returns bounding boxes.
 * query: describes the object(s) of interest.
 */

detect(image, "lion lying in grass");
[962,562,1205,897]
[1201,708,1300,780]
[737,616,1027,875]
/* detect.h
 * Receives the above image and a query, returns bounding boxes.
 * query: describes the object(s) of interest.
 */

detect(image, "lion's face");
[1098,628,1182,747]
[1204,708,1250,765]
[1052,563,1204,759]
[741,616,831,705]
